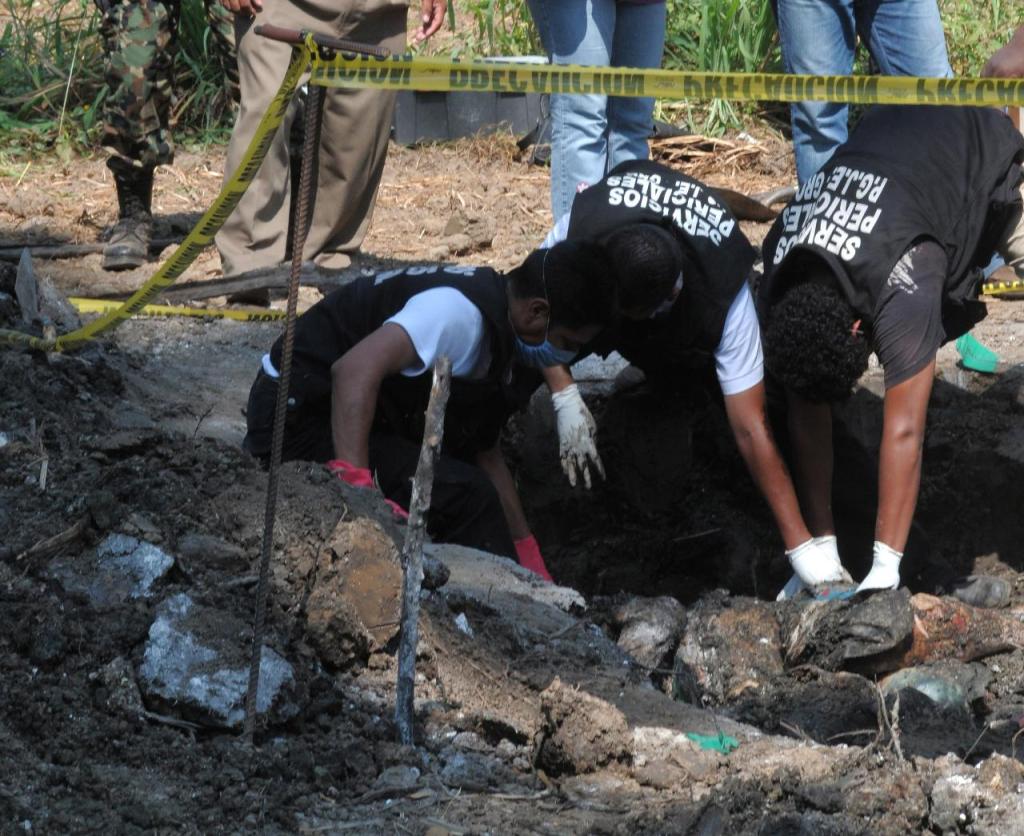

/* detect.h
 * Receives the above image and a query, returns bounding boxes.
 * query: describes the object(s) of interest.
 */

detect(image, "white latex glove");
[776,535,852,601]
[856,541,902,593]
[551,383,604,489]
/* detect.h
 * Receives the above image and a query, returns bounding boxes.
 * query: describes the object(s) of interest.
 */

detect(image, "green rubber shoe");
[956,333,998,374]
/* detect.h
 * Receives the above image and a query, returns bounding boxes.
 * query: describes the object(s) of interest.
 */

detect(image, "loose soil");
[3,129,1024,833]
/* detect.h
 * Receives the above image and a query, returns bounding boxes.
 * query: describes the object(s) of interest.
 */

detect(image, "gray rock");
[49,533,174,607]
[176,532,249,571]
[439,752,514,792]
[784,589,914,671]
[97,656,146,720]
[138,594,299,729]
[614,595,687,670]
[372,765,420,794]
[421,553,450,590]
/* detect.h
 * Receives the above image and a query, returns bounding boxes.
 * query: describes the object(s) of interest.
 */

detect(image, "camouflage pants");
[96,0,237,173]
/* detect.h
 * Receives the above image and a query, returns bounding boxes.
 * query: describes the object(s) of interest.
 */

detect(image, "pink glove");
[326,459,408,521]
[514,535,553,582]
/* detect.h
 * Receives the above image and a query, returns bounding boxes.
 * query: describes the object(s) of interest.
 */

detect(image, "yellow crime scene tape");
[310,52,1024,108]
[2,39,1022,352]
[0,45,310,351]
[982,278,1024,296]
[68,297,287,322]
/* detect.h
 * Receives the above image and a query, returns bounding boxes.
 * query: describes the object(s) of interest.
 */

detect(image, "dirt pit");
[3,133,1024,832]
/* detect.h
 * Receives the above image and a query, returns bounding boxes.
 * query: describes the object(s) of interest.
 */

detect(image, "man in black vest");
[242,242,619,582]
[541,159,850,597]
[760,104,1024,594]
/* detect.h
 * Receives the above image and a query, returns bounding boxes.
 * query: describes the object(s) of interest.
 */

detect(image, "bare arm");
[723,382,811,550]
[875,359,935,551]
[542,363,575,393]
[983,26,1024,77]
[475,445,531,540]
[786,391,836,536]
[330,323,419,467]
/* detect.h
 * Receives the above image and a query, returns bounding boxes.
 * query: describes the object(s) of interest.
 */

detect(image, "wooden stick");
[15,515,89,562]
[0,240,180,262]
[394,355,452,746]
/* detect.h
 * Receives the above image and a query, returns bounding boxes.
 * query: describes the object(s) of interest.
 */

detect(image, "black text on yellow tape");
[982,279,1024,296]
[310,54,1024,108]
[69,297,288,322]
[0,46,309,352]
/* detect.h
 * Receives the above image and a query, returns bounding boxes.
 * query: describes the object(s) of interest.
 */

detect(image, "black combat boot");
[103,166,154,271]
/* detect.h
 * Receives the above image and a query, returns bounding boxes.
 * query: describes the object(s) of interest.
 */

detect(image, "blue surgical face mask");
[512,247,583,368]
[514,336,578,368]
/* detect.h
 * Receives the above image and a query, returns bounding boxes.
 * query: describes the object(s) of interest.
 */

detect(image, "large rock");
[675,597,784,703]
[539,677,632,775]
[175,532,249,572]
[783,589,914,672]
[48,533,174,607]
[926,754,1024,835]
[613,595,687,670]
[138,593,299,729]
[305,518,403,668]
[891,594,1024,669]
[786,592,1024,675]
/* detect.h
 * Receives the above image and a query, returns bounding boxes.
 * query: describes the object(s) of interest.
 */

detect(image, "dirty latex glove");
[514,535,553,582]
[551,384,604,489]
[777,535,851,600]
[856,541,902,593]
[326,459,408,521]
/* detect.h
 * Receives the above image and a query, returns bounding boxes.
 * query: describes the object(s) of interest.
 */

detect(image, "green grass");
[0,0,1020,155]
[663,0,781,135]
[0,0,232,158]
[940,0,1023,75]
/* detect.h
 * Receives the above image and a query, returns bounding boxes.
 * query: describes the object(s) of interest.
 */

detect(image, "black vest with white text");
[269,265,518,459]
[760,105,1024,341]
[566,159,756,364]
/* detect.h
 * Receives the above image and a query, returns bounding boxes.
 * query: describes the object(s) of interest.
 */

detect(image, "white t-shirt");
[385,287,490,379]
[541,215,763,396]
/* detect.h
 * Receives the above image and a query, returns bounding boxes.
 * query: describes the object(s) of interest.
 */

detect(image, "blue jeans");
[776,0,951,184]
[527,0,667,218]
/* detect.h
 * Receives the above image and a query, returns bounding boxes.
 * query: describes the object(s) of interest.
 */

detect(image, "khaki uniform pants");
[216,0,407,276]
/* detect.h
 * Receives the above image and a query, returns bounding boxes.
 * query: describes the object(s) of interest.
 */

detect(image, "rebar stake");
[242,77,327,744]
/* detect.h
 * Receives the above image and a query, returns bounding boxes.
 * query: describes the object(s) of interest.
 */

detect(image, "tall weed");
[664,0,780,134]
[0,0,105,150]
[441,0,540,58]
[0,0,231,155]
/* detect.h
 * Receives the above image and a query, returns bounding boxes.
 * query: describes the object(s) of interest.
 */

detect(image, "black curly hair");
[508,240,620,330]
[763,278,871,403]
[602,223,683,317]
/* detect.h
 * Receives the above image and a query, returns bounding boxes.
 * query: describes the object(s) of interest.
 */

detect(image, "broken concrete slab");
[675,597,783,703]
[305,518,403,668]
[138,593,299,729]
[613,595,687,671]
[426,542,586,616]
[48,532,174,607]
